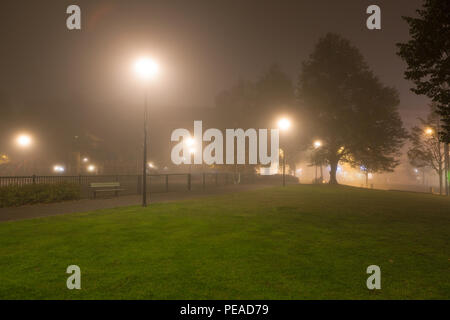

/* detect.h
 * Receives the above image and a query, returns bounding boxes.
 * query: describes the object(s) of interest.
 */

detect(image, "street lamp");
[277,118,291,186]
[278,118,291,131]
[425,127,434,136]
[53,165,65,174]
[134,57,159,207]
[314,140,322,149]
[189,147,196,174]
[15,134,33,174]
[87,164,96,173]
[313,140,323,182]
[16,134,32,148]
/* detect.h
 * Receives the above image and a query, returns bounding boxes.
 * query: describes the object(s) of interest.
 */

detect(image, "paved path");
[0,184,273,223]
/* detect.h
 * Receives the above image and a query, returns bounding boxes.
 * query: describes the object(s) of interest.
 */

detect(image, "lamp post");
[277,118,291,186]
[313,140,322,184]
[134,57,159,207]
[189,148,195,174]
[15,134,33,175]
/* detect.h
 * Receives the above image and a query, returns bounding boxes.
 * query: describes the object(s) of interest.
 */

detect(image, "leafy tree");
[215,64,297,173]
[397,0,450,142]
[408,104,446,194]
[215,64,295,128]
[297,33,407,184]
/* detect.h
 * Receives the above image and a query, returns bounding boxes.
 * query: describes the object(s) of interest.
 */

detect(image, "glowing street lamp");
[424,127,434,135]
[134,57,159,207]
[135,58,159,80]
[82,157,89,163]
[186,137,195,147]
[314,140,322,149]
[16,134,32,148]
[277,118,291,131]
[87,164,96,173]
[53,165,65,174]
[277,117,292,186]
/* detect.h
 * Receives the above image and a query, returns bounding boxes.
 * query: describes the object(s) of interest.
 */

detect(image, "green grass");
[0,185,449,299]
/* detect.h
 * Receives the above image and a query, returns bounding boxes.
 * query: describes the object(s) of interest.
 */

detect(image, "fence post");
[78,174,82,185]
[202,173,206,190]
[32,174,36,184]
[188,174,191,191]
[165,174,169,193]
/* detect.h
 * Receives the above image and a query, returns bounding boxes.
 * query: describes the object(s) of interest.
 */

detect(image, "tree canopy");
[297,33,407,184]
[397,0,450,142]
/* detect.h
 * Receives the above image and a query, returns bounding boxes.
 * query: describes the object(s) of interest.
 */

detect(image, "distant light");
[360,165,367,171]
[314,140,322,149]
[425,128,433,135]
[82,157,89,163]
[186,137,195,147]
[16,134,32,148]
[414,168,419,173]
[148,162,154,168]
[277,118,291,131]
[134,58,159,79]
[53,165,65,173]
[87,165,96,172]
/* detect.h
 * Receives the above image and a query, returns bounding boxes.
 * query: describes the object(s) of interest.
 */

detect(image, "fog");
[0,0,438,192]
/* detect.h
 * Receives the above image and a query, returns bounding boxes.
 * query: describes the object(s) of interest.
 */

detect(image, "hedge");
[0,183,81,208]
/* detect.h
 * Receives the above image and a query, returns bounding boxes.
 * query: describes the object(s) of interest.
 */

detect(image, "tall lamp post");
[313,140,322,183]
[134,57,159,207]
[278,118,291,186]
[16,134,33,175]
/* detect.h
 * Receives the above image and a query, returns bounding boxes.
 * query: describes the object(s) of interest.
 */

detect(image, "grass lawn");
[0,185,449,299]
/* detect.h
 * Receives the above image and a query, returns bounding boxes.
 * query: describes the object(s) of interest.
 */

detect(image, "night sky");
[0,0,429,164]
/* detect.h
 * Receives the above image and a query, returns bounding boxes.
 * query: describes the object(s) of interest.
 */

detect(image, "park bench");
[89,182,124,199]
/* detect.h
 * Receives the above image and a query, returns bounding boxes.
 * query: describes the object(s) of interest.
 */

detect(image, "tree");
[215,64,297,174]
[297,33,407,184]
[215,64,295,128]
[397,0,450,143]
[408,104,446,194]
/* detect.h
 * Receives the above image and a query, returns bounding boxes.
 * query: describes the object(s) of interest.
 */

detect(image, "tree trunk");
[329,160,338,184]
[438,166,443,195]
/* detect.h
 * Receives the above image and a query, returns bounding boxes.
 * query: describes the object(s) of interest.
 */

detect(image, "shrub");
[0,183,81,208]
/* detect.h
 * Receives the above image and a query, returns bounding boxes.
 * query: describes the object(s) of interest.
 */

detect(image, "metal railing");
[0,172,299,198]
[0,172,245,198]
